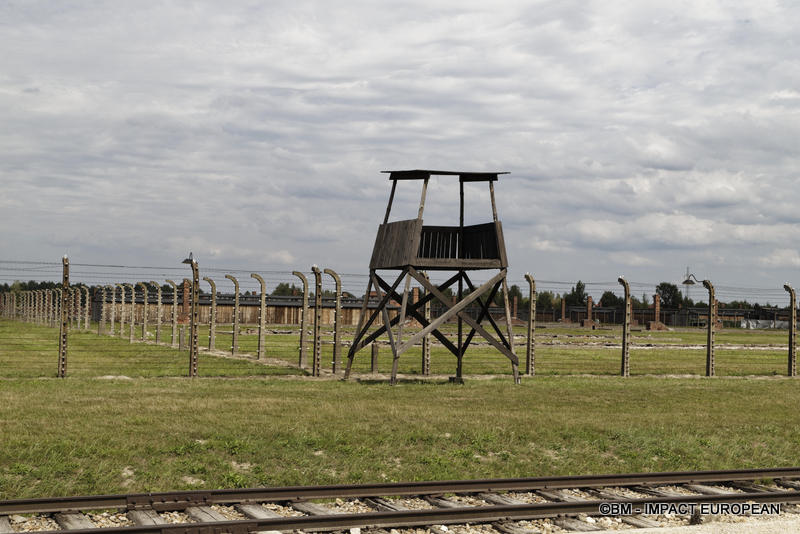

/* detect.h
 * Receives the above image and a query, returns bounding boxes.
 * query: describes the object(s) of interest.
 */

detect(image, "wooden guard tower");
[344,170,520,384]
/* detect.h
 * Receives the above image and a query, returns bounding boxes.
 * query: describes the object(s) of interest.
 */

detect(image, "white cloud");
[1,0,799,294]
[760,249,800,268]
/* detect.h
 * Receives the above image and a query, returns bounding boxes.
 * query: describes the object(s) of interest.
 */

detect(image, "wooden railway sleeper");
[127,492,213,511]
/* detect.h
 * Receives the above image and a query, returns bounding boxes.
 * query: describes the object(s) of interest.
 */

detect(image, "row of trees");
[1,280,781,311]
[1,280,347,300]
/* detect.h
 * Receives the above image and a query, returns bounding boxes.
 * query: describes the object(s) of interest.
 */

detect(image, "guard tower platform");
[344,170,520,384]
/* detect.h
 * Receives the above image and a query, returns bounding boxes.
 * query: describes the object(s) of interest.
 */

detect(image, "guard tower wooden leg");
[391,273,413,384]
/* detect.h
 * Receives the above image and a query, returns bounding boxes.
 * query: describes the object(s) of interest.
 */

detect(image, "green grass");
[2,318,795,378]
[0,319,302,378]
[1,319,799,500]
[1,377,799,499]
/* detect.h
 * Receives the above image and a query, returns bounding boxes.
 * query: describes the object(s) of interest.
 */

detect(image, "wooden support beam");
[398,267,506,355]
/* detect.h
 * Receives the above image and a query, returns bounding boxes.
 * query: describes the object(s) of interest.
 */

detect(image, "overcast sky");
[1,1,798,302]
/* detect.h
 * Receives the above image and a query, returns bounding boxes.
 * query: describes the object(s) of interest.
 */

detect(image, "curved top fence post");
[82,285,90,330]
[292,271,309,369]
[324,268,342,374]
[124,283,135,343]
[137,282,149,341]
[618,276,631,377]
[785,283,796,377]
[311,265,322,377]
[524,273,536,376]
[225,275,240,355]
[250,273,267,360]
[702,279,715,377]
[149,281,162,344]
[105,285,115,336]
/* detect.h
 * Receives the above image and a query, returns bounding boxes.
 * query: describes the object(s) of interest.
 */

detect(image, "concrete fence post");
[324,268,342,373]
[311,265,322,377]
[124,283,135,343]
[57,256,69,378]
[703,279,716,377]
[115,284,126,337]
[106,285,115,336]
[785,283,796,377]
[82,285,90,330]
[203,277,217,351]
[292,271,309,368]
[165,280,178,347]
[137,282,149,342]
[250,273,267,360]
[98,288,106,335]
[525,273,536,376]
[150,281,162,344]
[34,290,41,325]
[225,275,240,355]
[618,276,631,377]
[422,271,431,375]
[185,258,200,378]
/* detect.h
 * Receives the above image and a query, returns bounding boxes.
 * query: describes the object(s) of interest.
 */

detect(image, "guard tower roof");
[382,170,508,182]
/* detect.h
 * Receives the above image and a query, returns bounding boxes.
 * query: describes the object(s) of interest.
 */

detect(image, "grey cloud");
[1,0,799,293]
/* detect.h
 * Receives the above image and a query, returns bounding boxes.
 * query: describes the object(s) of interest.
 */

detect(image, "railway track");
[3,468,800,534]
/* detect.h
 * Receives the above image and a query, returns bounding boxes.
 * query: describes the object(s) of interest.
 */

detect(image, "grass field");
[1,318,799,500]
[0,317,793,378]
[1,376,799,500]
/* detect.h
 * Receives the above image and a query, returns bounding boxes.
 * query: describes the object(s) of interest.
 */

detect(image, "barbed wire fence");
[0,258,797,379]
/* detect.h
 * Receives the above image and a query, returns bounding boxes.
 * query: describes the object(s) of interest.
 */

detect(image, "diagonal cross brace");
[357,272,459,350]
[349,270,407,357]
[394,267,508,356]
[462,272,508,346]
[408,268,517,364]
[370,274,461,356]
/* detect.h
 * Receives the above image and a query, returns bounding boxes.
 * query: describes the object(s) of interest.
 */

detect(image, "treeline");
[1,279,784,310]
[0,280,352,300]
[505,281,787,311]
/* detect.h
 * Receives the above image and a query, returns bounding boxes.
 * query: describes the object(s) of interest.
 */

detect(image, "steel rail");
[2,467,800,515]
[11,490,800,534]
